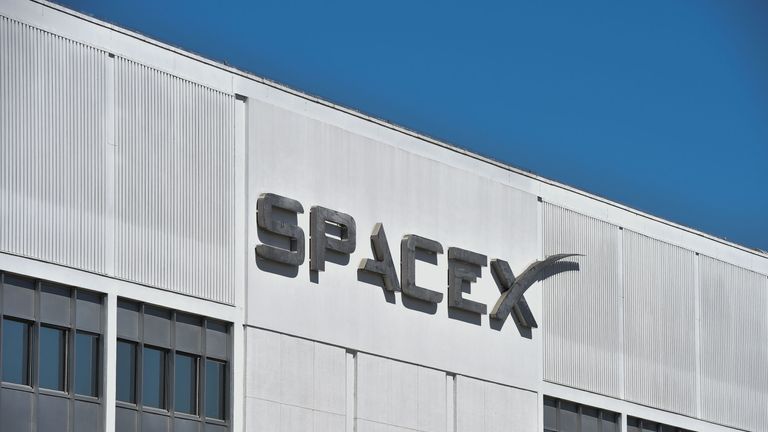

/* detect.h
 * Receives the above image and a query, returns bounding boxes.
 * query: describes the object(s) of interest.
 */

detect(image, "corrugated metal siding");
[623,231,696,416]
[699,256,768,432]
[115,58,235,303]
[0,17,108,273]
[542,203,622,397]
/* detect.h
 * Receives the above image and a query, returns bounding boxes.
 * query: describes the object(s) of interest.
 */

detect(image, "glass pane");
[75,332,99,396]
[642,419,658,432]
[174,353,198,414]
[543,397,558,431]
[559,401,578,432]
[627,416,641,432]
[601,410,619,432]
[580,406,599,432]
[205,359,226,420]
[143,347,166,409]
[39,326,66,391]
[2,319,29,385]
[116,340,136,403]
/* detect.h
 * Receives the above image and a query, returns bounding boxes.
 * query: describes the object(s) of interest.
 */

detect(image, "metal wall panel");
[542,203,622,397]
[699,256,768,432]
[114,58,235,303]
[0,16,108,273]
[623,231,696,416]
[0,17,236,304]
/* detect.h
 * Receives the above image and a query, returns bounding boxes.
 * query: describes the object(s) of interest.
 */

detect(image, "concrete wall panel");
[455,375,537,432]
[245,327,347,430]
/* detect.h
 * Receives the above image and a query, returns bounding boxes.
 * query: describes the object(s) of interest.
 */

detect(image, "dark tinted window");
[544,396,619,432]
[2,318,30,385]
[205,359,226,420]
[75,332,99,396]
[174,353,198,414]
[39,326,66,391]
[628,416,694,432]
[544,396,558,431]
[143,347,166,409]
[117,340,136,403]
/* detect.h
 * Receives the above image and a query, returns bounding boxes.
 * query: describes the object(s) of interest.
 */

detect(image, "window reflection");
[39,326,66,391]
[142,347,166,409]
[205,359,226,420]
[117,340,136,403]
[2,319,30,385]
[174,353,198,414]
[75,332,99,397]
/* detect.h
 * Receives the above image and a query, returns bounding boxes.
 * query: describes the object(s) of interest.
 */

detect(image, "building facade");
[0,1,766,431]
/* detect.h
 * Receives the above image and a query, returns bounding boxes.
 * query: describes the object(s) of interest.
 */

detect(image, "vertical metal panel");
[114,58,235,303]
[623,231,696,416]
[699,256,768,432]
[542,204,622,397]
[0,17,108,273]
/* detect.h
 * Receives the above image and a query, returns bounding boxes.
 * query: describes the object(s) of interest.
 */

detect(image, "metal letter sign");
[447,247,488,315]
[256,193,581,334]
[359,223,400,292]
[255,193,305,266]
[401,235,444,303]
[310,206,356,272]
[490,254,581,328]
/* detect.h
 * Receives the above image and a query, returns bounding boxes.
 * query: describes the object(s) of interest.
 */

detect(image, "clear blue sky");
[58,0,768,251]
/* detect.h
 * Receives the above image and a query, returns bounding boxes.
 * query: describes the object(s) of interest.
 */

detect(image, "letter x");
[490,254,581,329]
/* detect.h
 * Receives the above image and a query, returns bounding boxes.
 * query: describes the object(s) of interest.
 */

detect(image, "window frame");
[116,338,138,405]
[141,345,169,411]
[173,351,200,416]
[204,357,227,421]
[37,324,69,393]
[74,330,101,398]
[1,316,32,387]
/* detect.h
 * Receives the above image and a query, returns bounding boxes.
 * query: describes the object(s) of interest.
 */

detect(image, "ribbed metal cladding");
[542,203,622,397]
[115,58,235,303]
[699,256,768,432]
[0,17,108,273]
[623,231,696,416]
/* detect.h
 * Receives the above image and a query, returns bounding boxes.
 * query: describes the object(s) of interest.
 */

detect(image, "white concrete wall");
[245,327,538,432]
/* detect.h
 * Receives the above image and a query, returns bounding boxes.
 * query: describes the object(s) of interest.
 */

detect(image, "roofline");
[35,0,768,260]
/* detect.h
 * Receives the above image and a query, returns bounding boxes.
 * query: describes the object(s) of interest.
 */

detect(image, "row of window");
[1,318,99,396]
[116,340,226,419]
[0,272,231,432]
[544,397,694,432]
[115,300,230,424]
[627,416,693,432]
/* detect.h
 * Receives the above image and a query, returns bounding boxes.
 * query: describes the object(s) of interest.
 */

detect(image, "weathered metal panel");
[0,16,108,273]
[623,231,696,416]
[542,203,622,398]
[114,58,235,303]
[699,256,768,432]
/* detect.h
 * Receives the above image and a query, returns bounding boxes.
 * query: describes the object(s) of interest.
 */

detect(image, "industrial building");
[0,1,766,431]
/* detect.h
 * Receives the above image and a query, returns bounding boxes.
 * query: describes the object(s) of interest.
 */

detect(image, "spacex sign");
[255,193,580,331]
